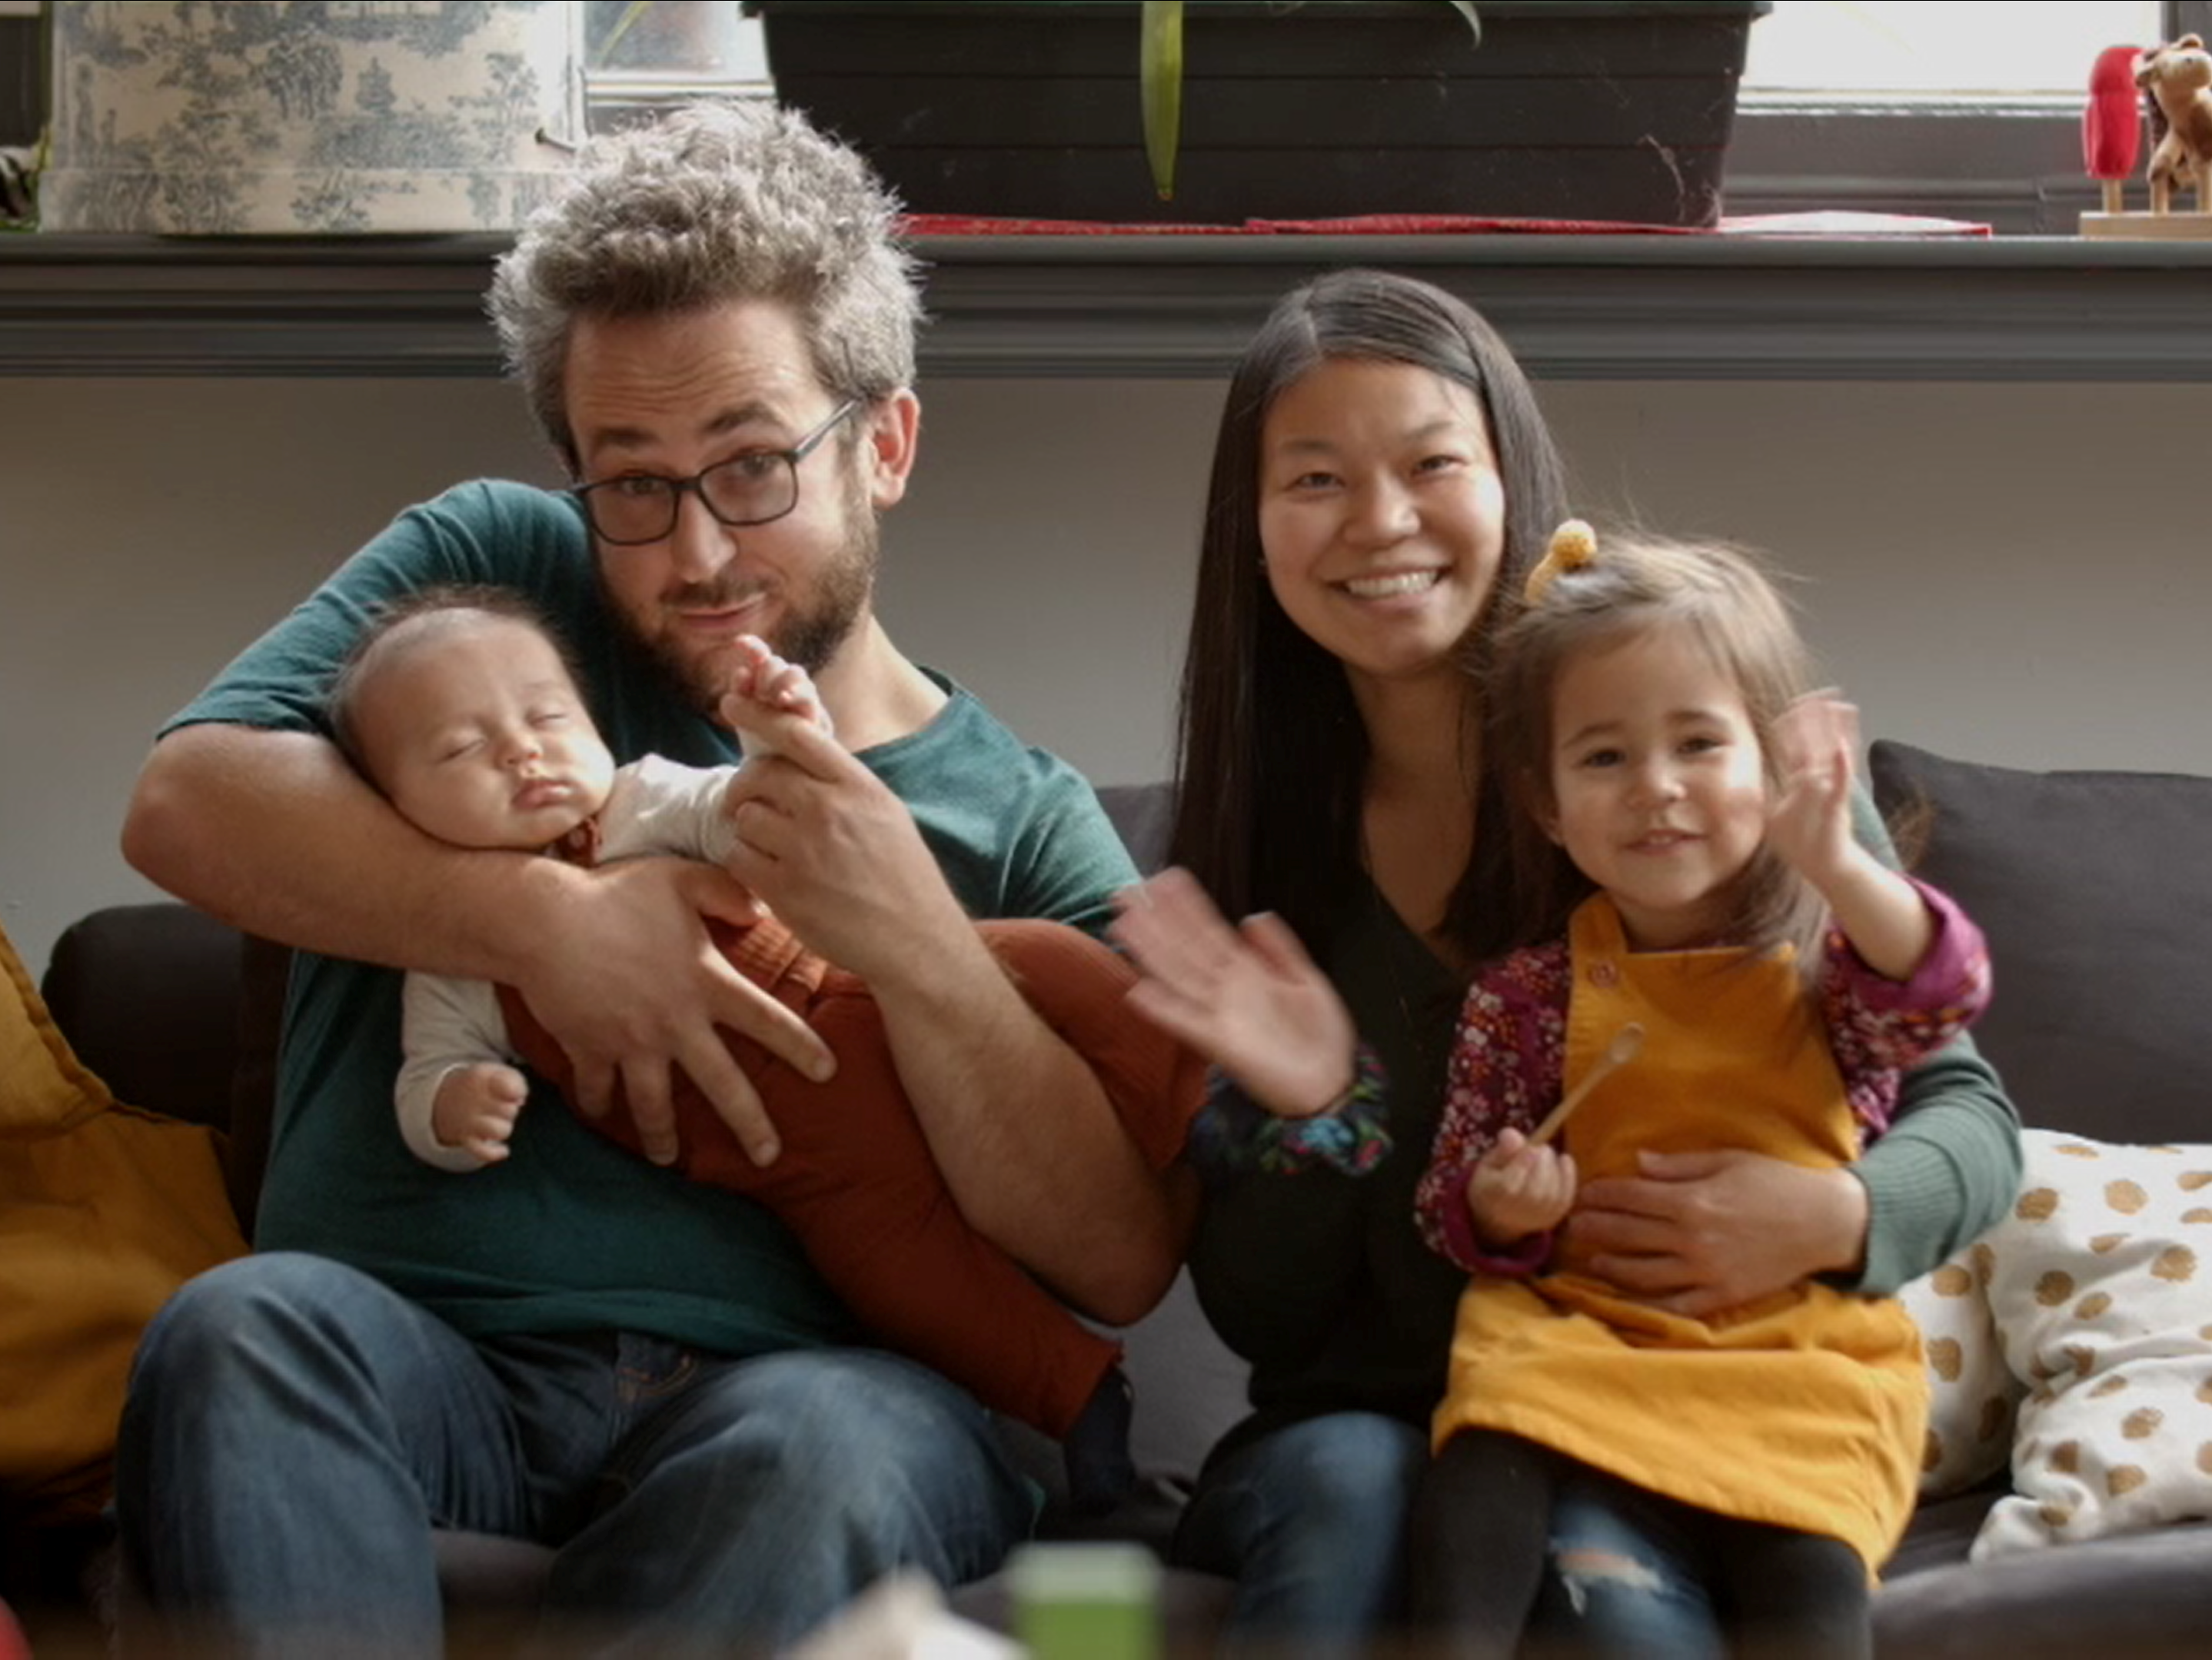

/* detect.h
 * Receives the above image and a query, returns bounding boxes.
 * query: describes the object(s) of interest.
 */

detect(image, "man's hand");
[1562,1148,1869,1319]
[508,856,833,1166]
[719,717,962,987]
[721,717,1179,1317]
[1110,866,1359,1119]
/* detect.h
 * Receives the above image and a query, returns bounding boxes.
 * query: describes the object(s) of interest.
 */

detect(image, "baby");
[328,584,1204,1513]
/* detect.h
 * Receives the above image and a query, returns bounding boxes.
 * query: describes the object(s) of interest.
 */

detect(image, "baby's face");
[352,612,617,851]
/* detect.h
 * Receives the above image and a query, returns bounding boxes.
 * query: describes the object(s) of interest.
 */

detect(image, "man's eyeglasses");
[570,398,862,547]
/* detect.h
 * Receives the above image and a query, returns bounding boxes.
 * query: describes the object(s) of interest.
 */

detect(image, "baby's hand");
[1766,691,1860,888]
[432,1063,528,1166]
[718,635,834,759]
[1465,1127,1577,1249]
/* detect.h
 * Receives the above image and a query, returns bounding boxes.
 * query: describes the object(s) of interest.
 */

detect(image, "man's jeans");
[115,1252,1036,1658]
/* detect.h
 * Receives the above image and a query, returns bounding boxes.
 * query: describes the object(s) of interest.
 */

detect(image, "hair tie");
[1522,519,1597,605]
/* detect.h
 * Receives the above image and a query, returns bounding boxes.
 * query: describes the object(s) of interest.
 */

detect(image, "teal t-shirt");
[166,479,1137,1356]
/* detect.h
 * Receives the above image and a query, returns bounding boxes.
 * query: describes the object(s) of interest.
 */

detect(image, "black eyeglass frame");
[569,398,863,547]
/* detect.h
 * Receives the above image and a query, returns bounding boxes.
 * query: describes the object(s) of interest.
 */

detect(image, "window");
[584,0,770,124]
[1727,0,2212,231]
[13,1,2201,235]
[1745,1,2166,97]
[573,1,2212,234]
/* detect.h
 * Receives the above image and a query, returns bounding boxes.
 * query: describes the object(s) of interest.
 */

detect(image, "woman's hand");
[1562,1148,1869,1319]
[1112,866,1359,1118]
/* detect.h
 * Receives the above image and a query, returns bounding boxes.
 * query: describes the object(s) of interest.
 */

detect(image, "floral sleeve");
[1824,876,1994,1136]
[1415,943,1571,1276]
[1183,1044,1392,1183]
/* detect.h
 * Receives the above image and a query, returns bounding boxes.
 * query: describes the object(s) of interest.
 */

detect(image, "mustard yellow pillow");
[0,921,114,1138]
[0,918,248,1522]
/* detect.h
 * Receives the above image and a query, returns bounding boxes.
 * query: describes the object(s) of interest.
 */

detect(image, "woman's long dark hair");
[1166,269,1568,965]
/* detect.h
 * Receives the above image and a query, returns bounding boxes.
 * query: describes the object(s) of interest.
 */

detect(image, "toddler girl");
[1407,524,1993,1659]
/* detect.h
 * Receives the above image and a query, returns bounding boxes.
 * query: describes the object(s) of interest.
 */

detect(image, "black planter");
[747,1,1771,228]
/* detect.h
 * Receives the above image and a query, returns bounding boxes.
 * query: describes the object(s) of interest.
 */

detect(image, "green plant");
[1140,0,1483,200]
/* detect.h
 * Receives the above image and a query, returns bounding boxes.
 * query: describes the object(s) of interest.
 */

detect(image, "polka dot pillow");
[1899,1236,2021,1499]
[1971,1129,2212,1559]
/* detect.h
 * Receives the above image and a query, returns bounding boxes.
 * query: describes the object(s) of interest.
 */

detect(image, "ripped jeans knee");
[1526,1474,1725,1660]
[1551,1541,1675,1612]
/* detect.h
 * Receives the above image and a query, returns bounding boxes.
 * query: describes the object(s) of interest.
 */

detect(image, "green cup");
[1007,1542,1161,1660]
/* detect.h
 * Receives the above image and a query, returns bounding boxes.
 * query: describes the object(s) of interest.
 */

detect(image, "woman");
[1114,269,2021,1657]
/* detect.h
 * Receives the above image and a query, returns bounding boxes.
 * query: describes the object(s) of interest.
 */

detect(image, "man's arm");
[874,922,1195,1324]
[126,722,556,972]
[720,717,1191,1325]
[123,721,831,1166]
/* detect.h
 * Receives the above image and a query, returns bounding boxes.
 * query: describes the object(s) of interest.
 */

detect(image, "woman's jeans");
[1170,1410,1430,1660]
[114,1251,1036,1659]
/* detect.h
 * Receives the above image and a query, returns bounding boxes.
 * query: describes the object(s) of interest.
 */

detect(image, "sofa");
[17,743,2212,1656]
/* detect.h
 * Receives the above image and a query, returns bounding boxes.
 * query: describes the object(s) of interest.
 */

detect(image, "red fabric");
[901,211,1689,237]
[498,916,1206,1439]
[900,210,1991,238]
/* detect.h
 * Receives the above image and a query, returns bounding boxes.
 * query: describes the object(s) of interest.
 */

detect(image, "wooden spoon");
[1528,1022,1645,1146]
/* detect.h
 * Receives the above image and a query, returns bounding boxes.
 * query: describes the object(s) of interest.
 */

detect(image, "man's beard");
[614,486,880,718]
[774,510,877,677]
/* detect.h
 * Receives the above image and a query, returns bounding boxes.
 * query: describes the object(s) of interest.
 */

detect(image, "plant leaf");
[1140,1,1184,202]
[590,0,657,68]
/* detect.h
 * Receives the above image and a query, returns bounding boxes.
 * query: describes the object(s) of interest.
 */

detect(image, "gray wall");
[3,374,2204,980]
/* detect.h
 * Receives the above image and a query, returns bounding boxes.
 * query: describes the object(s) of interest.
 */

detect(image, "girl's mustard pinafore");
[1431,896,1926,1572]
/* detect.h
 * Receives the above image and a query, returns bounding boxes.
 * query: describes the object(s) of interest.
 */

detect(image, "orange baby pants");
[500,916,1203,1439]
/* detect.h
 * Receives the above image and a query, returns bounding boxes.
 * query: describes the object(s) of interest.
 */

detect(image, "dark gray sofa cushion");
[1096,782,1173,877]
[1875,1501,2212,1658]
[1867,740,2212,1143]
[1863,743,2212,1638]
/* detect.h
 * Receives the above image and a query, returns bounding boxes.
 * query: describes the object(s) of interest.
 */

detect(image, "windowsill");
[2,230,2209,381]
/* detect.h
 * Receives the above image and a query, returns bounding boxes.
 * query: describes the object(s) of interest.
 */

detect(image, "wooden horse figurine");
[2138,35,2212,214]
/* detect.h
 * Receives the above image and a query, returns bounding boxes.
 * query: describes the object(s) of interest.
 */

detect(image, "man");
[115,102,1190,1658]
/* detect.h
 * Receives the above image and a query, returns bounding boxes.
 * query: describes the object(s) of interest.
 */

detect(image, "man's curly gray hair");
[489,101,922,471]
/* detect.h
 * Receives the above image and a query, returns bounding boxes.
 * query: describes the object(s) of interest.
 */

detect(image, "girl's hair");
[1485,529,1828,966]
[487,101,921,474]
[1165,269,1568,962]
[325,584,580,777]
